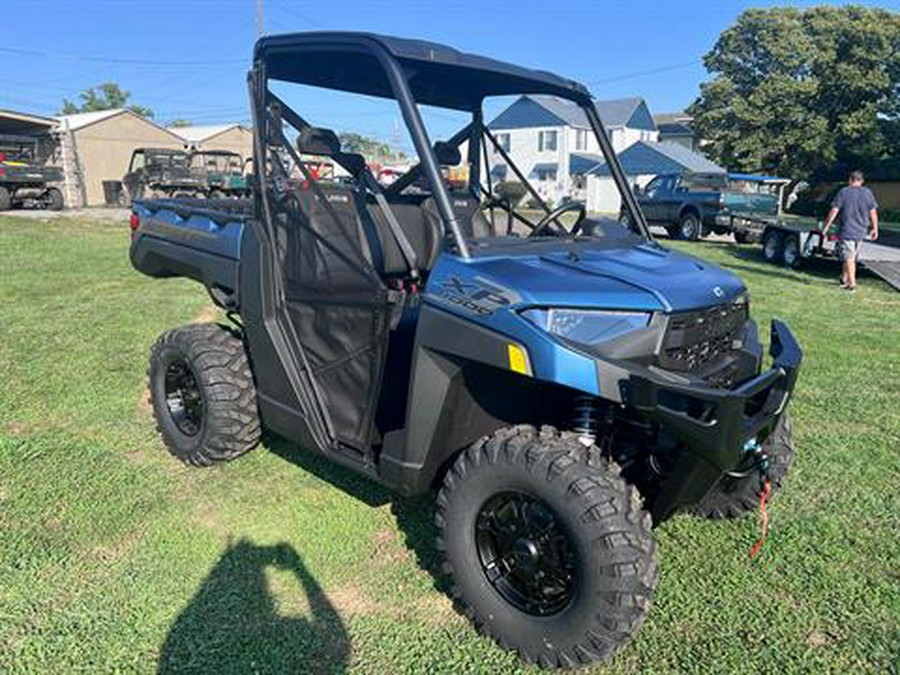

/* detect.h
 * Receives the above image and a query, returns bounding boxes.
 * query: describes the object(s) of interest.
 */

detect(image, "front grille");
[658,300,748,372]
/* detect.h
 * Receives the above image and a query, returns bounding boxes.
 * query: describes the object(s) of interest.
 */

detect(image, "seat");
[363,196,443,275]
[421,192,495,242]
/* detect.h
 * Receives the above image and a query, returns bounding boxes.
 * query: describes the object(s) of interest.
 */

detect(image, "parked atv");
[122,148,205,203]
[189,149,251,198]
[0,134,64,211]
[129,32,802,669]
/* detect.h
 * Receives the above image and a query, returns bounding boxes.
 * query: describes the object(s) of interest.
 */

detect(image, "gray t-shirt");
[832,185,878,241]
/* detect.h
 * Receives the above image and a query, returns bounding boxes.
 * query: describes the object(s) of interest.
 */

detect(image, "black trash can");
[102,180,124,206]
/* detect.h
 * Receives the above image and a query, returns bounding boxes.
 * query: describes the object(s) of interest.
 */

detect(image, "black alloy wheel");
[163,358,204,436]
[475,490,577,617]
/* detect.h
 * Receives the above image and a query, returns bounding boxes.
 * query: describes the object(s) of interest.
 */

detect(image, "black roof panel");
[254,32,591,111]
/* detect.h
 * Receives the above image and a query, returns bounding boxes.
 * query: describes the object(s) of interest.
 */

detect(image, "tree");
[336,132,392,158]
[61,82,154,119]
[168,119,193,128]
[688,6,900,180]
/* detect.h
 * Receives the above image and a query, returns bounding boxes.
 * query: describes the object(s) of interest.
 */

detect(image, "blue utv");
[129,32,802,669]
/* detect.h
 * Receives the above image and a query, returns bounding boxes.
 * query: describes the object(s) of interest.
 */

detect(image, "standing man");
[822,170,879,292]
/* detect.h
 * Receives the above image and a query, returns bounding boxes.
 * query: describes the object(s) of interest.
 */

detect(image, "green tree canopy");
[688,6,900,180]
[336,132,392,158]
[167,119,193,128]
[61,82,154,119]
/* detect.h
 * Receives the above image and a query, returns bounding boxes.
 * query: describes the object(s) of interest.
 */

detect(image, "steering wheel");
[529,201,587,238]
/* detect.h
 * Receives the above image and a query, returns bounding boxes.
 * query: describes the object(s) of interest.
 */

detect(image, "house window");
[538,130,558,152]
[575,129,588,151]
[494,133,510,154]
[537,167,557,182]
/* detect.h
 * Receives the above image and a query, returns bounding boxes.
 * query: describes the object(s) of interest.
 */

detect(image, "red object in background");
[827,234,839,241]
[129,213,140,233]
[0,152,5,162]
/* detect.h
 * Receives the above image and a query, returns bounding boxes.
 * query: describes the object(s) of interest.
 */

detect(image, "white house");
[485,95,659,204]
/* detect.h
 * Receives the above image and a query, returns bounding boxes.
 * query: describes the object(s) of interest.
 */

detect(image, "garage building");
[56,109,185,206]
[172,124,253,160]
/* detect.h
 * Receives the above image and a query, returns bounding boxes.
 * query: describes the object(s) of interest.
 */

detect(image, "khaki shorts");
[838,239,862,261]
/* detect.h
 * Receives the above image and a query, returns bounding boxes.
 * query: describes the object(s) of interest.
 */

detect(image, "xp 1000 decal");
[428,274,519,316]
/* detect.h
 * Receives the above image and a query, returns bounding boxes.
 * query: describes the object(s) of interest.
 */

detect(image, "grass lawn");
[1,214,898,674]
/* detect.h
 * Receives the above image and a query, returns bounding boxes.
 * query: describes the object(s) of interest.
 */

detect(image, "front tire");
[148,323,260,466]
[690,414,794,519]
[436,426,658,668]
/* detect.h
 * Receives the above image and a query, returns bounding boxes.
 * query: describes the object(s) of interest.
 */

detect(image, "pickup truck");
[625,172,788,242]
[0,134,64,211]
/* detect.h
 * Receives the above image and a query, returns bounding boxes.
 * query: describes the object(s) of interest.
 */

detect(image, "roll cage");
[249,31,652,263]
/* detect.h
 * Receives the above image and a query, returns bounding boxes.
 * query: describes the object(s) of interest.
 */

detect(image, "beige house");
[172,124,253,160]
[56,109,184,206]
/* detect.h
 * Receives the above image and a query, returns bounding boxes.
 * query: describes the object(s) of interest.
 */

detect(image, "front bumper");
[622,319,802,519]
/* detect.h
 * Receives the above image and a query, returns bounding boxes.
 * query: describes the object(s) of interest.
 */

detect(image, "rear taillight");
[129,213,140,234]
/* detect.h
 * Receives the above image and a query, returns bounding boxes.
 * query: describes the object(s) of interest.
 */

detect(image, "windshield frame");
[253,35,652,258]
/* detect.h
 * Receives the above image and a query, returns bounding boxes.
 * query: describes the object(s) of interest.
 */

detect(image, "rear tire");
[677,211,702,240]
[148,323,260,466]
[690,414,794,519]
[45,187,64,211]
[436,425,658,668]
[0,186,10,211]
[782,234,801,268]
[209,189,226,200]
[734,231,749,244]
[762,229,783,263]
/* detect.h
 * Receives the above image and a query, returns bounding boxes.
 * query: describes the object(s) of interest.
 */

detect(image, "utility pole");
[257,0,263,35]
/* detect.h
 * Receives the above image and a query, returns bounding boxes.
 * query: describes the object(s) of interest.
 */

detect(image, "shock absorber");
[570,395,601,447]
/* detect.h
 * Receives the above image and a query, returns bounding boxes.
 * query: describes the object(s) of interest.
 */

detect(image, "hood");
[465,242,746,312]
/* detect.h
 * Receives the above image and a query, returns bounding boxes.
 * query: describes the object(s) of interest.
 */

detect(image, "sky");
[2,0,893,149]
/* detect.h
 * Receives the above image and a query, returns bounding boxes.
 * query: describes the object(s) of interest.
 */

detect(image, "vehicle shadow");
[264,432,451,595]
[158,540,349,674]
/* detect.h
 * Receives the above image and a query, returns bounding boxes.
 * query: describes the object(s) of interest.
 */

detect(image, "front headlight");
[521,308,652,346]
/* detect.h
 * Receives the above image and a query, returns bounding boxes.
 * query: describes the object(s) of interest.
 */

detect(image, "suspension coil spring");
[570,395,601,447]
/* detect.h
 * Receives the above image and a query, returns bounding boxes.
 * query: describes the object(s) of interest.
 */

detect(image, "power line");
[268,0,328,29]
[587,59,703,86]
[0,45,245,66]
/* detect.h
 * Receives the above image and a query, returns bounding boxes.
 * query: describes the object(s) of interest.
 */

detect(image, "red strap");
[749,479,772,560]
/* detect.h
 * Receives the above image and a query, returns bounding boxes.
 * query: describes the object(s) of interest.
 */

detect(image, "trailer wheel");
[45,187,64,211]
[691,414,794,519]
[762,229,783,263]
[436,425,658,668]
[677,211,702,240]
[148,323,261,466]
[782,234,801,269]
[0,186,10,211]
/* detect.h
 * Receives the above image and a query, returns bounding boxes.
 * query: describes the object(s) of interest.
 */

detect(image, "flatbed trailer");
[730,213,900,291]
